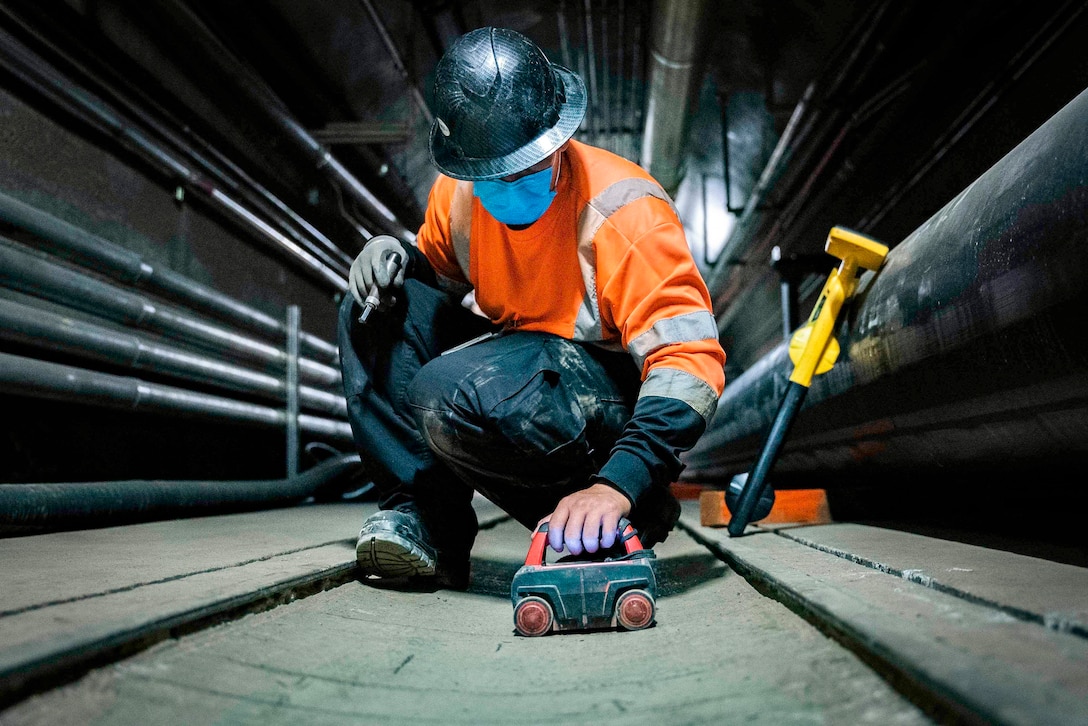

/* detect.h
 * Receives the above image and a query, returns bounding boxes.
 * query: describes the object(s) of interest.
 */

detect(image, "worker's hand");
[539,482,632,556]
[348,235,407,306]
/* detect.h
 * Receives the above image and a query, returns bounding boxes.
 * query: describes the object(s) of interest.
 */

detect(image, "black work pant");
[338,279,653,555]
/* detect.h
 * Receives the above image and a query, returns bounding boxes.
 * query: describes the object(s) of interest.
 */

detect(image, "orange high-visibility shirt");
[415,140,725,503]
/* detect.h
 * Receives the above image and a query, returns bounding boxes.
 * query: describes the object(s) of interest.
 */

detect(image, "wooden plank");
[0,521,932,726]
[699,488,832,527]
[0,503,369,615]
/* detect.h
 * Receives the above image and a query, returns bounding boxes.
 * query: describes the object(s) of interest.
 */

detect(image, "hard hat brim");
[429,64,587,181]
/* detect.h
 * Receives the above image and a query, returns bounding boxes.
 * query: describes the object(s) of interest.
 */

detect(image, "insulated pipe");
[0,190,340,364]
[0,351,354,442]
[0,296,347,417]
[0,239,342,390]
[640,0,710,195]
[683,84,1088,482]
[0,452,363,535]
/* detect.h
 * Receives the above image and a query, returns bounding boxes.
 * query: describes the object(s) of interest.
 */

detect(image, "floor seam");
[0,538,356,618]
[770,527,1088,638]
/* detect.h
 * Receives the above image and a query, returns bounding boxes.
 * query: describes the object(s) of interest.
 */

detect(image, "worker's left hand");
[539,482,631,555]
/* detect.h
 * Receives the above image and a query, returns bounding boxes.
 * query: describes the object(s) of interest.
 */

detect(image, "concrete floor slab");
[769,522,1088,633]
[682,506,1088,726]
[0,497,510,707]
[2,518,931,725]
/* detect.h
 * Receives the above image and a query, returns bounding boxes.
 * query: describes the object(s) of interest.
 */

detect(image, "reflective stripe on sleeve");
[628,310,719,371]
[638,367,719,424]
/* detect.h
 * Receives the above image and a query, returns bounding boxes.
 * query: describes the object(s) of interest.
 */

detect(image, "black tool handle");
[727,381,808,536]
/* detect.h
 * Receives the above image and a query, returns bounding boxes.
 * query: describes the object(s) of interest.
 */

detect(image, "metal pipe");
[0,296,347,417]
[0,25,352,292]
[0,238,342,390]
[633,0,650,163]
[0,189,340,364]
[0,452,362,535]
[0,351,353,442]
[1,2,358,277]
[357,0,433,124]
[639,0,710,195]
[108,85,356,275]
[557,0,574,79]
[286,305,301,478]
[582,0,600,146]
[150,0,412,242]
[684,84,1088,482]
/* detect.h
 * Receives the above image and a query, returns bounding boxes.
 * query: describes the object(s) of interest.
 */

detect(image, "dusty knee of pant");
[406,371,468,463]
[410,403,458,461]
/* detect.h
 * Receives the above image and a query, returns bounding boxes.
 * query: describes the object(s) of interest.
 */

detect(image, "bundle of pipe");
[684,84,1088,483]
[0,452,364,535]
[0,238,342,391]
[0,296,346,417]
[0,196,355,452]
[0,189,339,364]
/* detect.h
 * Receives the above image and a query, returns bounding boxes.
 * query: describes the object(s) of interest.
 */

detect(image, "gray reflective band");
[574,178,678,342]
[639,367,719,424]
[629,310,718,371]
[450,181,474,280]
[579,178,679,239]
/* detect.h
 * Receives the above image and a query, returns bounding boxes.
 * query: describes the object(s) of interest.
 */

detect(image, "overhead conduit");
[704,0,895,327]
[640,0,710,196]
[683,84,1088,482]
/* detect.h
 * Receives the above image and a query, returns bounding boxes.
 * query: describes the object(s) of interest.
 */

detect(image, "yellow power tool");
[727,227,888,536]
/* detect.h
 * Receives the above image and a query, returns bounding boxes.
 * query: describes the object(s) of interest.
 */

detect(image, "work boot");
[355,507,471,590]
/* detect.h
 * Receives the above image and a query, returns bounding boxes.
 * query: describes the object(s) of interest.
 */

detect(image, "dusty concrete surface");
[1,518,931,726]
[683,505,1088,726]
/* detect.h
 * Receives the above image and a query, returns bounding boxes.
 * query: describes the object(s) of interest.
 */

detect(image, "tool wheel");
[514,596,554,637]
[615,589,655,630]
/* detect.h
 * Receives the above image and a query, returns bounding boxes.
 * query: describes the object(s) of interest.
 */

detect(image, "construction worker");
[338,26,725,589]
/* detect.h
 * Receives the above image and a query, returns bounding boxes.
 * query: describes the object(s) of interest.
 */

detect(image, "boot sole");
[356,532,437,579]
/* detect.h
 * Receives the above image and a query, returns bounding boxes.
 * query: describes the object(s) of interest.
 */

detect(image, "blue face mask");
[473,166,557,226]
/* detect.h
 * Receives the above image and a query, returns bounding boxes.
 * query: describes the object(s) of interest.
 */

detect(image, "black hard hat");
[429,27,587,181]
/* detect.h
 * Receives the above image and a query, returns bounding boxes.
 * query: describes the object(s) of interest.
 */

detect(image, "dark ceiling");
[2,0,1086,384]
